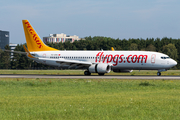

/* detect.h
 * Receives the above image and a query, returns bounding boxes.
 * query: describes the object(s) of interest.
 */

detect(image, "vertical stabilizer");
[22,20,59,52]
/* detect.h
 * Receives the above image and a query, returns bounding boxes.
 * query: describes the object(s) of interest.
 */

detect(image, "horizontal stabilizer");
[4,50,26,55]
[23,45,36,58]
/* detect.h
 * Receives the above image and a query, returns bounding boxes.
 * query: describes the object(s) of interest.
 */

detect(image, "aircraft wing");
[39,58,92,69]
[23,45,91,68]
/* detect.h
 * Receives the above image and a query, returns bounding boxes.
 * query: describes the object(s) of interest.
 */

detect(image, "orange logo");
[25,22,43,48]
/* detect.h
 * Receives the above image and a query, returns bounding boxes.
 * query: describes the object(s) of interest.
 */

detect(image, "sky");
[0,0,180,44]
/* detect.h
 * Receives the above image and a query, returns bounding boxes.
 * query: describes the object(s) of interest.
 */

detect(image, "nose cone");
[171,59,177,67]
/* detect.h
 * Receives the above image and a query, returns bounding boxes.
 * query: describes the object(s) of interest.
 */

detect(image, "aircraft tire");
[84,71,91,76]
[157,72,161,76]
[98,73,105,76]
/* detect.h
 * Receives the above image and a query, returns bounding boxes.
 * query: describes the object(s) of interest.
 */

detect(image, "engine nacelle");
[88,63,111,73]
[113,69,133,73]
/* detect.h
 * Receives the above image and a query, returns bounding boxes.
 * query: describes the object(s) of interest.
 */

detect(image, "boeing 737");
[21,20,177,76]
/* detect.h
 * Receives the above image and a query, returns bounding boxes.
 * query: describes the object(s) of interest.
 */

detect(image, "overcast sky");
[0,0,180,44]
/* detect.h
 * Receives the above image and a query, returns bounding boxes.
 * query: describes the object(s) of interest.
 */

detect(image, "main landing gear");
[157,72,161,76]
[84,71,105,76]
[84,71,91,75]
[98,73,105,76]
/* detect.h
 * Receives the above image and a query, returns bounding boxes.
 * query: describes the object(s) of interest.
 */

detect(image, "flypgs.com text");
[96,52,148,66]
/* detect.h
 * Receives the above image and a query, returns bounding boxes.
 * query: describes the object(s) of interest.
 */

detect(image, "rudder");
[22,20,58,52]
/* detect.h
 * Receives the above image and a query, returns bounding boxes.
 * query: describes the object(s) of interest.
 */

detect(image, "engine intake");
[88,63,111,73]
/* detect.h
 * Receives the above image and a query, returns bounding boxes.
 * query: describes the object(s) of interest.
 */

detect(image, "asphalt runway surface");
[0,74,180,79]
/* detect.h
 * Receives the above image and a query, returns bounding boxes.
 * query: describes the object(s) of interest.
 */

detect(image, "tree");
[0,45,11,69]
[129,43,138,50]
[0,48,4,68]
[162,43,178,61]
[146,44,156,51]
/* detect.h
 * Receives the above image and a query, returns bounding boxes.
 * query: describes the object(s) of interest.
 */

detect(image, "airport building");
[43,33,81,43]
[0,30,9,50]
[9,43,17,60]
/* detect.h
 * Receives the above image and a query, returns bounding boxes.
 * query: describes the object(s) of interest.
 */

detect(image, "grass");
[0,78,180,119]
[0,69,180,76]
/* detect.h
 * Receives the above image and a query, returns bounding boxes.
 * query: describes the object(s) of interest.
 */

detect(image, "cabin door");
[42,53,46,63]
[151,54,156,65]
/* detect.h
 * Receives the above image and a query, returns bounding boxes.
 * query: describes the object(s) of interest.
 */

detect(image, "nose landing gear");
[157,72,161,76]
[157,69,166,76]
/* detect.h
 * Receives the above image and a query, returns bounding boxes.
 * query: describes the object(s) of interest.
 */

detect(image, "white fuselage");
[30,50,177,71]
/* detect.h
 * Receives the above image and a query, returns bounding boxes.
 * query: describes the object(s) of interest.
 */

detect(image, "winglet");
[22,20,59,52]
[23,45,36,58]
[111,47,114,51]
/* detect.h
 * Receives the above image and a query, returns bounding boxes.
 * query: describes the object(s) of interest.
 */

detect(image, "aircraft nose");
[172,59,177,66]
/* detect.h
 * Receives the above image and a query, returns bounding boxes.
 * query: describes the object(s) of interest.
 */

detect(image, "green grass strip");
[0,70,180,76]
[0,78,180,119]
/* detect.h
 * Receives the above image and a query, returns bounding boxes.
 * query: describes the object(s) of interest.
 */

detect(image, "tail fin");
[22,20,59,52]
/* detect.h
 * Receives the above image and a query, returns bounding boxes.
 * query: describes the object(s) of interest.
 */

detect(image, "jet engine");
[113,69,133,73]
[88,63,111,74]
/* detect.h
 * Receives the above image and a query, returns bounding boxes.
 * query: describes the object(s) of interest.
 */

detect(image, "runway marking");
[0,75,180,79]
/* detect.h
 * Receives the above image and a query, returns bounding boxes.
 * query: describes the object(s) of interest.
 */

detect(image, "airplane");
[21,20,177,76]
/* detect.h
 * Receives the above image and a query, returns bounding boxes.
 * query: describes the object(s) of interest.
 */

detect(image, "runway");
[0,74,180,79]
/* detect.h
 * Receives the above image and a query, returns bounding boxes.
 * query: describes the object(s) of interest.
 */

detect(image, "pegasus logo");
[25,22,43,48]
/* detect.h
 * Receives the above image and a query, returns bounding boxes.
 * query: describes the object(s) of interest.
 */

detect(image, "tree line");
[0,36,179,69]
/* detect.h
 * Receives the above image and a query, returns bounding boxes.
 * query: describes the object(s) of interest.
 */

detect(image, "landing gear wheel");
[98,73,105,76]
[157,72,161,76]
[84,71,91,76]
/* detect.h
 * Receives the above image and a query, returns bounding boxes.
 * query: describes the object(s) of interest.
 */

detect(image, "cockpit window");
[161,56,170,59]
